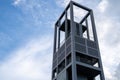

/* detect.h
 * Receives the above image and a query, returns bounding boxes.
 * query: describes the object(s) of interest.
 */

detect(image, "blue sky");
[0,0,59,60]
[0,0,120,80]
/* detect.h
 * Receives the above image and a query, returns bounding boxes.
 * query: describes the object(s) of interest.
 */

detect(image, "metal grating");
[53,59,57,68]
[58,43,65,54]
[88,48,98,57]
[75,36,86,45]
[66,44,71,55]
[57,70,66,80]
[75,43,86,53]
[66,36,71,47]
[87,40,97,49]
[76,53,98,66]
[58,50,65,64]
[53,52,57,61]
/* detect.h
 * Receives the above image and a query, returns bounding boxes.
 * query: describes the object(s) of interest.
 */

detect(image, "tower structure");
[52,1,105,80]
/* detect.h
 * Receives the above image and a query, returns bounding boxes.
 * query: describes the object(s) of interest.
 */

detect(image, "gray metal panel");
[66,44,71,55]
[87,40,97,49]
[57,70,66,80]
[75,43,86,54]
[75,36,86,45]
[58,50,65,64]
[53,59,57,69]
[88,47,98,57]
[58,43,65,55]
[53,52,57,61]
[66,36,71,47]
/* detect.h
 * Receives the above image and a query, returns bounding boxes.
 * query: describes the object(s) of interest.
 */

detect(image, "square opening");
[58,60,65,73]
[76,52,99,67]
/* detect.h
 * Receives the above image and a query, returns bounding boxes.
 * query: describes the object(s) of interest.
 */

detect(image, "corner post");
[70,1,77,80]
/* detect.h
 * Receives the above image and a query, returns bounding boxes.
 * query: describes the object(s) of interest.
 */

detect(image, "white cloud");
[12,0,58,28]
[0,35,53,80]
[56,0,101,9]
[97,0,109,13]
[115,64,120,80]
[56,0,80,8]
[13,0,22,5]
[95,0,120,79]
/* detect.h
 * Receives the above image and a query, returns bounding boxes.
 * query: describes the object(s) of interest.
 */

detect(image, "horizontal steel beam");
[72,1,92,11]
[80,12,90,24]
[55,3,70,26]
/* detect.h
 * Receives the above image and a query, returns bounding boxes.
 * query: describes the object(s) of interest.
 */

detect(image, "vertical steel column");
[86,19,90,40]
[52,24,57,80]
[90,10,105,80]
[65,10,68,80]
[90,11,97,41]
[79,24,83,37]
[70,1,77,80]
[53,25,57,53]
[65,11,68,40]
[58,21,61,49]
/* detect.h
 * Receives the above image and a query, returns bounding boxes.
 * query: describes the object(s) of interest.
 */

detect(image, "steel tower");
[52,1,105,80]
